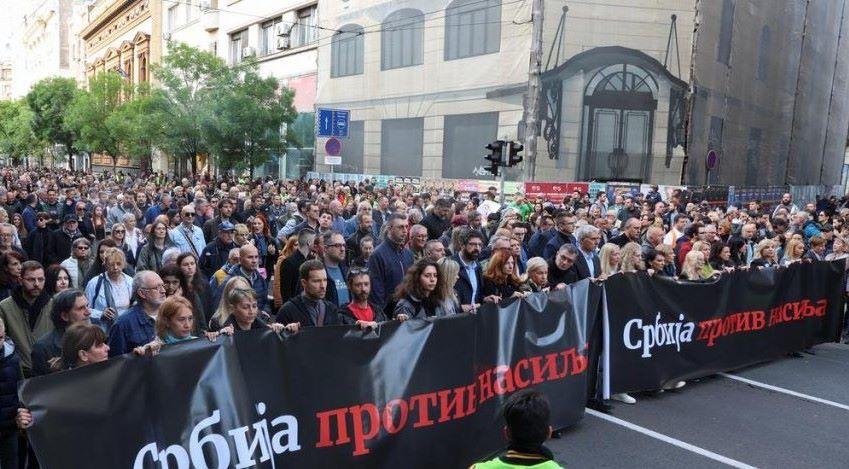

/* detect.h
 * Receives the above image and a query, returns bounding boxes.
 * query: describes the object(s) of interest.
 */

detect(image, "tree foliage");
[25,77,79,169]
[0,100,41,165]
[108,83,167,173]
[64,73,125,168]
[204,61,298,177]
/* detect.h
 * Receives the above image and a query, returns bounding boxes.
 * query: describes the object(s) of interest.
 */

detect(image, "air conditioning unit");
[275,22,292,37]
[242,46,256,57]
[200,0,211,10]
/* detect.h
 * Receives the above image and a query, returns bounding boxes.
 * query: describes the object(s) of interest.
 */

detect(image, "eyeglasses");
[347,268,369,279]
[327,243,345,249]
[112,229,125,233]
[140,284,166,291]
[183,212,196,217]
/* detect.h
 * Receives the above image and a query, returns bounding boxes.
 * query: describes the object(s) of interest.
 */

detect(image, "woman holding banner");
[598,243,621,279]
[522,257,550,293]
[679,251,711,281]
[481,250,527,302]
[750,239,780,268]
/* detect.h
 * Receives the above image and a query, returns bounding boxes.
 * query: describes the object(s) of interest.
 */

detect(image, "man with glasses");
[24,212,52,265]
[107,271,166,356]
[169,204,206,257]
[61,238,92,289]
[322,231,349,308]
[0,224,25,258]
[542,211,577,260]
[409,225,428,261]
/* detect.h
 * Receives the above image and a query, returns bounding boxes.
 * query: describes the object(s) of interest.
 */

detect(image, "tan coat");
[0,295,53,374]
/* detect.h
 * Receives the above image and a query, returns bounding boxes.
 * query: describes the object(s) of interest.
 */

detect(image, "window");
[331,24,364,77]
[381,9,424,70]
[260,18,281,56]
[443,112,498,179]
[717,0,734,65]
[757,26,770,81]
[229,29,247,64]
[339,121,364,174]
[445,0,501,61]
[291,5,318,48]
[381,118,423,176]
[745,127,762,183]
[167,5,179,32]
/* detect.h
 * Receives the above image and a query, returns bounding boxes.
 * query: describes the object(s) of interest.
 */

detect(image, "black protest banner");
[20,281,599,469]
[603,261,845,394]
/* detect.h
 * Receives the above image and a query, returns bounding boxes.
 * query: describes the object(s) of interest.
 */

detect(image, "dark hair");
[708,241,729,264]
[502,390,551,449]
[0,251,25,285]
[298,259,325,282]
[45,264,72,294]
[393,260,444,307]
[20,260,44,278]
[462,229,485,246]
[643,248,664,265]
[61,322,107,369]
[176,253,204,297]
[50,289,87,330]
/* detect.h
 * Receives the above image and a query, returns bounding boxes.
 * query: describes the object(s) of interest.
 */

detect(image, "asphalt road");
[549,342,849,468]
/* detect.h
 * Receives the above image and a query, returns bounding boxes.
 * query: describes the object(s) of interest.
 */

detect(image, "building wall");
[13,0,74,97]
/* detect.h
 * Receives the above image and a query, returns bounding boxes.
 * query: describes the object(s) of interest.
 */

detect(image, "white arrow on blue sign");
[316,108,350,138]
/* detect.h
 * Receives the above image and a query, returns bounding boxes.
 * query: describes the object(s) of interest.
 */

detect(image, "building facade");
[0,63,12,100]
[315,0,849,188]
[12,0,75,98]
[164,0,319,177]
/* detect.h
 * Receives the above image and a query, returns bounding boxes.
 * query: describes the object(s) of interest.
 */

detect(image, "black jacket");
[47,228,84,266]
[548,259,579,286]
[575,250,601,280]
[279,250,308,304]
[324,263,349,307]
[277,295,339,327]
[31,328,63,377]
[609,233,638,248]
[421,213,450,241]
[24,227,51,265]
[0,340,21,434]
[452,254,482,305]
[200,239,238,279]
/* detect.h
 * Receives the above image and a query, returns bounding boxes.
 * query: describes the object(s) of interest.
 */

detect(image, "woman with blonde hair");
[522,257,549,293]
[750,239,779,268]
[781,238,806,266]
[208,277,294,333]
[599,243,621,278]
[436,257,461,315]
[620,242,645,273]
[208,276,250,330]
[680,250,710,280]
[690,241,715,277]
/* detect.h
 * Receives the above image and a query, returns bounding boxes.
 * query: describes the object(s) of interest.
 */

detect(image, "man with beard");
[339,270,386,327]
[203,199,237,242]
[0,261,52,376]
[421,198,452,241]
[368,213,414,316]
[276,229,317,306]
[107,193,141,230]
[322,231,349,308]
[345,212,374,261]
[41,188,63,230]
[107,271,166,356]
[277,260,339,328]
[452,230,484,312]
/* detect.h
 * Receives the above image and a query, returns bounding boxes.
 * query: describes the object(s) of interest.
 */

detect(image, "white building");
[163,0,319,177]
[13,0,75,98]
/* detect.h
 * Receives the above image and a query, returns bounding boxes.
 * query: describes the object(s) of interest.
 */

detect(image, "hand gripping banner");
[603,261,845,394]
[19,281,600,469]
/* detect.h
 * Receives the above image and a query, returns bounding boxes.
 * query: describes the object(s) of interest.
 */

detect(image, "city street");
[552,342,849,468]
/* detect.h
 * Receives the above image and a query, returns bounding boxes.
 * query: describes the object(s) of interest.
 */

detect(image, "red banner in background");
[524,182,588,202]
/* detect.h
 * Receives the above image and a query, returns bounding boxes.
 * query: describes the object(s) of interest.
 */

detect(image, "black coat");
[548,259,580,286]
[200,239,238,279]
[575,250,601,280]
[279,250,308,304]
[324,263,349,307]
[31,328,63,377]
[47,228,84,266]
[452,254,482,305]
[609,233,636,248]
[421,213,450,241]
[24,227,51,265]
[277,295,339,327]
[0,341,22,434]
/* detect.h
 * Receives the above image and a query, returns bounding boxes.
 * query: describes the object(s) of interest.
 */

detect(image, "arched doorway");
[580,64,657,181]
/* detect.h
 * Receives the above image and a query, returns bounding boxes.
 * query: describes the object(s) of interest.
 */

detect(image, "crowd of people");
[0,167,845,467]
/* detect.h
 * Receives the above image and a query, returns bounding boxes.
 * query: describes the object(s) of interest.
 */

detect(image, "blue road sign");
[316,108,350,138]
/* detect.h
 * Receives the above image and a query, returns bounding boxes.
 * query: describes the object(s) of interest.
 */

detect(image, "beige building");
[163,0,319,177]
[12,0,75,98]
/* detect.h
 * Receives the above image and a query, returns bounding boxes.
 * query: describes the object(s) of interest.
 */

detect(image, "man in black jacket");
[278,228,316,304]
[202,199,237,243]
[548,243,580,288]
[574,225,602,280]
[421,198,452,241]
[609,217,641,248]
[47,215,85,266]
[277,260,338,327]
[345,212,373,262]
[452,229,485,311]
[199,222,237,278]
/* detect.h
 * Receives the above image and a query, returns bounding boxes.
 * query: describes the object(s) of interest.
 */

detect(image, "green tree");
[0,100,42,166]
[64,73,125,169]
[205,61,297,178]
[108,84,167,173]
[25,77,79,170]
[152,42,234,176]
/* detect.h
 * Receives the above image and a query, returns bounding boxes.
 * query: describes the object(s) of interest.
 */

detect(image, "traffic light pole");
[499,139,508,206]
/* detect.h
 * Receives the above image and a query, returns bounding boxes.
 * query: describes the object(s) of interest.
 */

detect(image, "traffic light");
[507,141,524,167]
[484,140,505,177]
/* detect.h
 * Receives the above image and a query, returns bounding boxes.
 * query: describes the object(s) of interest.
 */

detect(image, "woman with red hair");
[481,249,528,303]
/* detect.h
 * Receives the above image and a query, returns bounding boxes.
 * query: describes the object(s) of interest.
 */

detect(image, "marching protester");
[393,260,454,319]
[106,271,166,356]
[44,265,71,296]
[276,228,317,306]
[176,253,213,332]
[369,213,414,316]
[0,261,52,377]
[61,238,93,288]
[277,260,339,327]
[85,248,134,325]
[136,221,175,273]
[31,289,91,376]
[339,268,386,328]
[522,257,550,292]
[481,250,527,302]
